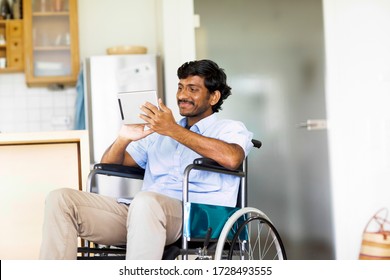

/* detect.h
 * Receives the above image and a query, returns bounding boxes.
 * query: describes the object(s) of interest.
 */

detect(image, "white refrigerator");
[84,54,163,197]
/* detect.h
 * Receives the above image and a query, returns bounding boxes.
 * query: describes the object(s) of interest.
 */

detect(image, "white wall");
[158,0,196,117]
[323,0,390,259]
[77,0,159,61]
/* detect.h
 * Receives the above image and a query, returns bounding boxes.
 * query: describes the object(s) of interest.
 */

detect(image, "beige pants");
[39,188,182,260]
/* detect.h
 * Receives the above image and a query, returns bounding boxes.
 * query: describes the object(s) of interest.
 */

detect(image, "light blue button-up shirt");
[127,113,253,207]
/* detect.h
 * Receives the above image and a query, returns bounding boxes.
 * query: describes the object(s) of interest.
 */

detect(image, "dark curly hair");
[177,59,232,113]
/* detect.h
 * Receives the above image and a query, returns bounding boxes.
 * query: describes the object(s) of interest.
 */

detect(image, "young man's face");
[176,75,219,125]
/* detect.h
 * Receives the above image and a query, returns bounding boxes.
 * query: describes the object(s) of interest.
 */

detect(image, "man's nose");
[177,88,189,99]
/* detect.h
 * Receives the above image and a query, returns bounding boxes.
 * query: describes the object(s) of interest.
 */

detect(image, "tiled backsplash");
[0,73,77,133]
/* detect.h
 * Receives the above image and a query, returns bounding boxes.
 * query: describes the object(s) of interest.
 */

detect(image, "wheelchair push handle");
[252,139,262,149]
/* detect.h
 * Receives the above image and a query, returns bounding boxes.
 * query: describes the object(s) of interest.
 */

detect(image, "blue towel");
[74,66,86,130]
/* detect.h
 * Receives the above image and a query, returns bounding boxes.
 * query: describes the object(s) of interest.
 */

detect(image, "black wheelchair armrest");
[93,163,145,178]
[192,138,261,172]
[193,157,243,173]
[193,157,224,169]
[86,163,145,192]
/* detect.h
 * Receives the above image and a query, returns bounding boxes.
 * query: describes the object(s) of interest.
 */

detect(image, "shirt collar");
[179,114,218,134]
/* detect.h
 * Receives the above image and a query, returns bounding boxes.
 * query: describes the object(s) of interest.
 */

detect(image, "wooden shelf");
[33,45,71,51]
[0,67,23,73]
[32,12,70,16]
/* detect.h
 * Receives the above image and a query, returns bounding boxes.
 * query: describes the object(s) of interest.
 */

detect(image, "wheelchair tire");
[214,207,287,260]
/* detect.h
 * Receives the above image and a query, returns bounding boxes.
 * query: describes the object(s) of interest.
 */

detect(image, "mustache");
[178,99,195,105]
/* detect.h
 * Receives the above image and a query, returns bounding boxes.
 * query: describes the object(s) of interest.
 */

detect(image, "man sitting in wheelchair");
[39,59,253,260]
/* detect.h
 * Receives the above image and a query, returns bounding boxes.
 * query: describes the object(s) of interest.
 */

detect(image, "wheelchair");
[77,139,287,260]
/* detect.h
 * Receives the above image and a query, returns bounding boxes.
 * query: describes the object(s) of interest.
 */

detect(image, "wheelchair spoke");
[214,208,287,260]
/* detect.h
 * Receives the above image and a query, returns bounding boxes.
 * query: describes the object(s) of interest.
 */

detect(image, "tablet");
[117,90,159,124]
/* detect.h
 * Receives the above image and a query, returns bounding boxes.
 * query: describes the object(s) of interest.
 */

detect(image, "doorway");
[195,0,334,259]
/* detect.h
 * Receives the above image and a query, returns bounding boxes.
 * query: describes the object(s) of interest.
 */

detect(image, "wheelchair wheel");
[214,207,287,260]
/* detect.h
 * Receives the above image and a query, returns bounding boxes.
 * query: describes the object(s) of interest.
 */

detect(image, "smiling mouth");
[178,100,195,107]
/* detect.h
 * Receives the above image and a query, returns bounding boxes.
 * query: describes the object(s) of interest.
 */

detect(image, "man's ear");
[210,90,221,105]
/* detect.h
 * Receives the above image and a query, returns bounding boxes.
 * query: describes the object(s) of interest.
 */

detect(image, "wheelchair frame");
[77,139,287,260]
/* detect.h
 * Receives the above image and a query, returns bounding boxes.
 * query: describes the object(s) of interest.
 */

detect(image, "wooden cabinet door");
[23,0,80,86]
[0,143,81,259]
[0,19,24,72]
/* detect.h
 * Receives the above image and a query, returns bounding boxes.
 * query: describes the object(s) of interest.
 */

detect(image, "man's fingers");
[138,113,152,123]
[142,101,159,113]
[158,98,165,110]
[158,98,172,113]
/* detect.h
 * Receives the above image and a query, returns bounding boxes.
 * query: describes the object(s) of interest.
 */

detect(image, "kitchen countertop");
[0,130,91,188]
[0,130,89,145]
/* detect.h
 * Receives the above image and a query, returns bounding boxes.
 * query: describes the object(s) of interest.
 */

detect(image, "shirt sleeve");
[126,133,156,169]
[216,120,254,156]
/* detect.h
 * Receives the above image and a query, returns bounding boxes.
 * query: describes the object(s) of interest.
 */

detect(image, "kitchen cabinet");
[0,130,90,259]
[0,19,24,72]
[23,0,80,86]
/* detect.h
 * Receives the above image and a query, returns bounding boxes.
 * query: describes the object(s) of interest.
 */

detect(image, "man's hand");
[118,123,154,142]
[101,124,153,166]
[140,98,179,136]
